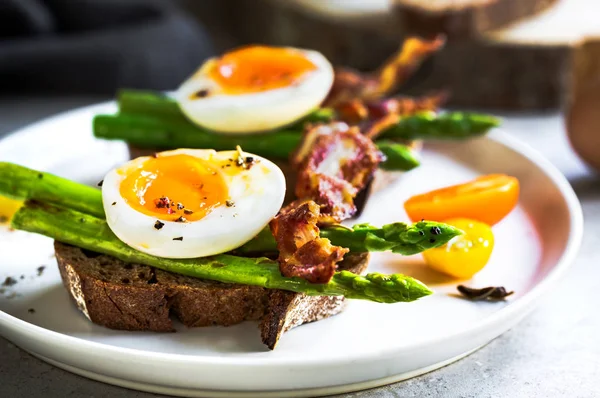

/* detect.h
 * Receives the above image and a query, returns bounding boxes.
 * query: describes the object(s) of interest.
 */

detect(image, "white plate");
[0,103,583,397]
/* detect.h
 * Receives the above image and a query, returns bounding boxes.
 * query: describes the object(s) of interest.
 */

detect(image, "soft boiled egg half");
[175,45,334,133]
[102,148,285,258]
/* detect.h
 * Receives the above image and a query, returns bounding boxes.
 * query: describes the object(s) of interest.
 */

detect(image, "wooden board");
[177,0,600,111]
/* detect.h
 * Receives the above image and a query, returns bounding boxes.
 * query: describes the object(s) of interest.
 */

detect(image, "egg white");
[175,47,334,134]
[102,149,286,259]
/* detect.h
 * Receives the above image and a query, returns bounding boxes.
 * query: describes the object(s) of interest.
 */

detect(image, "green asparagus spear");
[118,90,186,122]
[321,222,460,255]
[93,114,418,170]
[116,89,498,141]
[377,141,420,171]
[0,162,104,218]
[12,201,432,303]
[94,114,303,159]
[117,89,335,128]
[235,221,461,255]
[380,112,500,141]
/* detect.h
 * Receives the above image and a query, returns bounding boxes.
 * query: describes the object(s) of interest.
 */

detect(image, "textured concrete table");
[1,98,599,398]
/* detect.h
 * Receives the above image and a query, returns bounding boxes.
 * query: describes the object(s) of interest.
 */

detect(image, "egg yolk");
[119,154,229,222]
[208,45,317,94]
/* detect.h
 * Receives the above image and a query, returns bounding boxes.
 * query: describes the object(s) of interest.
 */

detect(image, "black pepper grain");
[155,197,171,209]
[429,238,436,243]
[431,226,442,235]
[154,220,165,230]
[172,237,184,241]
[28,308,35,314]
[36,266,45,276]
[194,89,210,98]
[226,200,235,207]
[97,180,103,187]
[176,216,187,222]
[418,230,425,236]
[184,209,194,215]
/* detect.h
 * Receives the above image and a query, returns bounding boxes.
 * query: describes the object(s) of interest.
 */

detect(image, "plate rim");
[0,103,584,369]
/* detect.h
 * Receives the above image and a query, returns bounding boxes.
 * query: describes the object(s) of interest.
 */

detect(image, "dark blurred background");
[0,0,590,111]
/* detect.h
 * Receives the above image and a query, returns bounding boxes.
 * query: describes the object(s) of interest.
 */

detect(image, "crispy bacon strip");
[292,122,383,223]
[270,123,382,283]
[324,35,445,107]
[270,200,348,284]
[335,99,369,125]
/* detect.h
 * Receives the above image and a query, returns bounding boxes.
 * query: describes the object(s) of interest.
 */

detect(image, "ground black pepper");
[194,89,210,98]
[154,220,165,230]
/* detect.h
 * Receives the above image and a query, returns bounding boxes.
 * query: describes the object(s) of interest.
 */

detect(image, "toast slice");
[55,241,369,349]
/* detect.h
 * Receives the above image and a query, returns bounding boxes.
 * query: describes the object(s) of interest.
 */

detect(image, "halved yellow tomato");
[404,174,519,226]
[0,195,22,224]
[423,218,494,279]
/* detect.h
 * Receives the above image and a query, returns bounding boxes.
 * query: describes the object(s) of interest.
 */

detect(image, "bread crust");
[261,252,369,350]
[55,242,369,349]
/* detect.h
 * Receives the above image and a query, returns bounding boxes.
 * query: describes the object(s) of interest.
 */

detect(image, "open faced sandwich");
[0,36,502,349]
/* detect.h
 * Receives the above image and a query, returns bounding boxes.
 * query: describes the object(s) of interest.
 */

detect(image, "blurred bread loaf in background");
[178,0,600,112]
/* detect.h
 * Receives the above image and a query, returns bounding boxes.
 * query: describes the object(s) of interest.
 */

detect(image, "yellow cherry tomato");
[0,195,23,224]
[422,218,494,279]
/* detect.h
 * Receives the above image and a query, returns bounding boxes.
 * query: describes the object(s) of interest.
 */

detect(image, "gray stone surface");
[0,99,599,397]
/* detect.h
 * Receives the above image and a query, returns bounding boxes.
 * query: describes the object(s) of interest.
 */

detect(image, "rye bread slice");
[261,252,369,350]
[55,241,369,349]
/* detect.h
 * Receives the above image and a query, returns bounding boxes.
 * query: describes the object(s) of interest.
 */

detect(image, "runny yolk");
[119,154,229,222]
[208,45,317,94]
